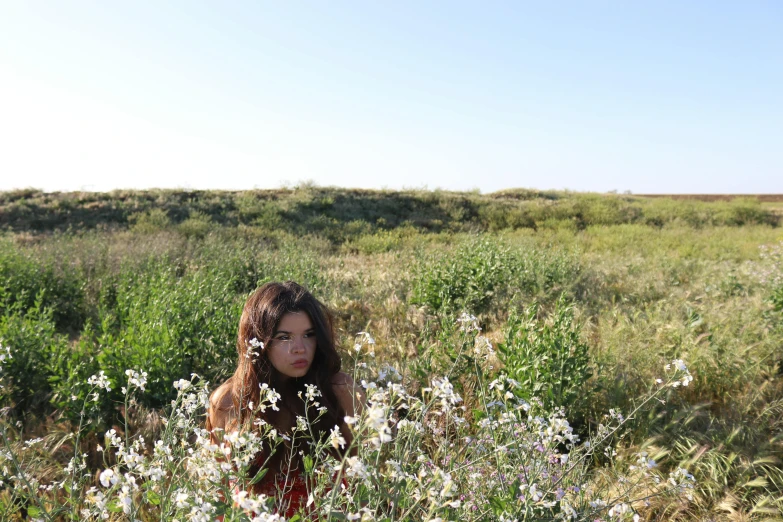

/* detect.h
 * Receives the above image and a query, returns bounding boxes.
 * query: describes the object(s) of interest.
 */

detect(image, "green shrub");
[479,205,536,231]
[497,296,592,411]
[0,244,86,331]
[772,284,783,314]
[177,211,213,238]
[249,202,285,230]
[0,298,68,418]
[715,198,777,227]
[411,238,514,314]
[513,248,582,298]
[343,226,419,254]
[96,260,241,410]
[128,208,172,233]
[412,238,583,315]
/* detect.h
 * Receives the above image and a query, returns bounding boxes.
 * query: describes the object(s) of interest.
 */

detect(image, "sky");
[0,2,781,194]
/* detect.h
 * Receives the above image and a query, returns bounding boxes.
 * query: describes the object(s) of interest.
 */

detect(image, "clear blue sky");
[1,2,781,193]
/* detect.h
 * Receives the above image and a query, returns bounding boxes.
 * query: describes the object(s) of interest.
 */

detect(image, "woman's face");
[266,311,317,380]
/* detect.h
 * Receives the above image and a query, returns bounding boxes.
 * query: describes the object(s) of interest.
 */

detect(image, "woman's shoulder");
[207,380,237,432]
[331,371,357,387]
[210,380,235,409]
[331,372,365,416]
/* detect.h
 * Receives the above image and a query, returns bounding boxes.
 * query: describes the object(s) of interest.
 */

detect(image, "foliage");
[1,188,778,234]
[0,189,782,519]
[0,345,697,521]
[95,259,242,411]
[412,238,581,316]
[127,208,172,233]
[0,297,69,417]
[412,238,515,314]
[497,296,592,412]
[0,243,86,331]
[177,210,214,238]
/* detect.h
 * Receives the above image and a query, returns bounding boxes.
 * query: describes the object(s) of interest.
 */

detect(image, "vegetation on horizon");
[1,187,778,237]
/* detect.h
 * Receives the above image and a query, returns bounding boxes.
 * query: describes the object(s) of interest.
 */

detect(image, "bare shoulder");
[331,372,365,416]
[208,381,237,432]
[331,371,356,387]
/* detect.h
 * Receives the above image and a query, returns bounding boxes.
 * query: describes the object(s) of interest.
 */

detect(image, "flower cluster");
[247,337,265,359]
[665,359,694,387]
[87,370,112,392]
[757,241,783,286]
[456,312,481,333]
[0,335,699,522]
[123,369,148,392]
[354,331,376,357]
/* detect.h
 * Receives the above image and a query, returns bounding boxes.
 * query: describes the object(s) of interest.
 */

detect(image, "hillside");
[1,187,778,237]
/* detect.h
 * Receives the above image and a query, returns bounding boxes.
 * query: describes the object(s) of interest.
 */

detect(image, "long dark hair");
[211,281,344,472]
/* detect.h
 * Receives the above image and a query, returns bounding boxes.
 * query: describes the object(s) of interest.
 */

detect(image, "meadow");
[1,187,782,521]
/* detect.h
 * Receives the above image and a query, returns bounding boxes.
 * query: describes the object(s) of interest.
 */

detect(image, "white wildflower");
[124,369,148,391]
[87,371,112,392]
[98,468,118,488]
[330,425,346,449]
[456,312,481,332]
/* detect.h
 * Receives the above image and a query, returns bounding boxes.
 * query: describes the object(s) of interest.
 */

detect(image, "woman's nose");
[290,336,305,353]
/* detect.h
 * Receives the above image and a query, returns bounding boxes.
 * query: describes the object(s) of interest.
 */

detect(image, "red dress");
[255,468,310,518]
[253,463,348,519]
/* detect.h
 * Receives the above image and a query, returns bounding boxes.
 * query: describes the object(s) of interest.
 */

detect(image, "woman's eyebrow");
[273,328,315,335]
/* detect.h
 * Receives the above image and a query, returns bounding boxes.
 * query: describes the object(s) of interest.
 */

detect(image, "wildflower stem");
[0,425,53,522]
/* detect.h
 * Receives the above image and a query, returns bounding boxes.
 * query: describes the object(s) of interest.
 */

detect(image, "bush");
[0,298,69,418]
[96,260,241,410]
[177,211,214,238]
[497,295,592,411]
[412,238,582,315]
[128,208,172,233]
[47,319,103,422]
[343,226,419,254]
[411,238,515,314]
[0,244,86,331]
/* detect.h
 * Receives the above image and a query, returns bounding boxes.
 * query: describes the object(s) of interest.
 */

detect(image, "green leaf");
[304,455,314,474]
[27,507,40,517]
[249,467,269,485]
[147,490,161,505]
[489,495,507,514]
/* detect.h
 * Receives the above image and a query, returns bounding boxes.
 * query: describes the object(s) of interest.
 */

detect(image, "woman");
[207,281,364,517]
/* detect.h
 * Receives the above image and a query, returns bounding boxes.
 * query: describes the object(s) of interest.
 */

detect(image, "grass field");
[1,189,782,520]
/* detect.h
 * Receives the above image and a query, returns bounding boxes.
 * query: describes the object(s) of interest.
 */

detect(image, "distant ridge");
[636,194,783,202]
[0,188,779,234]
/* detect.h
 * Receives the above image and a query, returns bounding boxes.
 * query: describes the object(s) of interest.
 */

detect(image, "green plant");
[411,238,514,314]
[177,210,213,238]
[128,208,172,233]
[0,244,86,331]
[0,295,69,418]
[96,259,241,411]
[497,295,592,411]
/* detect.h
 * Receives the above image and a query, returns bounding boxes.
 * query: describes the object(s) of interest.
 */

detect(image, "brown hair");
[209,281,344,472]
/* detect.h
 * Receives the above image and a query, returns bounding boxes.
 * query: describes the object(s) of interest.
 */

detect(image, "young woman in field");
[206,281,364,517]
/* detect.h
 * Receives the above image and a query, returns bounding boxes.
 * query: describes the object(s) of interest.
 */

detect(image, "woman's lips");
[292,359,309,368]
